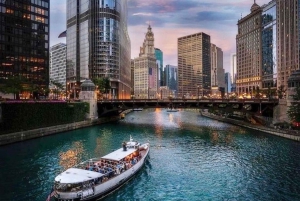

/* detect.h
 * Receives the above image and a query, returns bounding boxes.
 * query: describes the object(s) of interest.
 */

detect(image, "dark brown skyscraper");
[0,0,50,98]
[178,32,211,98]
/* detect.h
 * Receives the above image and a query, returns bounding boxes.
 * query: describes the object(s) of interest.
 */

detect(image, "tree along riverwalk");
[201,112,300,142]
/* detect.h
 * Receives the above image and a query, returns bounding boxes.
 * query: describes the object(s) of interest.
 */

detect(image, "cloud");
[132,13,153,16]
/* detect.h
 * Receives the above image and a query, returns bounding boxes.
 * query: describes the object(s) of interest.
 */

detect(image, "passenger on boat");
[132,157,137,165]
[126,161,131,169]
[115,167,120,175]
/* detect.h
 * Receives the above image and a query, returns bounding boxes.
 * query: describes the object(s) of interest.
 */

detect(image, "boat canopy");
[55,168,104,184]
[101,147,137,161]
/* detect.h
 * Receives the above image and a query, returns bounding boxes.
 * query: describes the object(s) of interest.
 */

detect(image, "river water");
[0,109,300,201]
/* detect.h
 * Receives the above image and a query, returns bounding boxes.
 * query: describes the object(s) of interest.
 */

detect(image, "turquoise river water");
[0,109,300,201]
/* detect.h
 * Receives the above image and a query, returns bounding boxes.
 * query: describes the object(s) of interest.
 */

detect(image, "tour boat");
[50,136,150,201]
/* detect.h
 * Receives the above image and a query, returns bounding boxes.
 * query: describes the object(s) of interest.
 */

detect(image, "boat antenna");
[130,135,133,141]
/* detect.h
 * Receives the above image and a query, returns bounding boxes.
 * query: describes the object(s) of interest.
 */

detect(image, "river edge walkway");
[201,112,300,142]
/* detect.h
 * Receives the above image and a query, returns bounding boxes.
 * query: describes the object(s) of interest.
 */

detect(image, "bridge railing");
[97,98,279,104]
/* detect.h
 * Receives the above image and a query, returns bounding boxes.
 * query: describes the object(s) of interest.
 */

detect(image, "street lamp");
[197,85,200,101]
[73,83,76,99]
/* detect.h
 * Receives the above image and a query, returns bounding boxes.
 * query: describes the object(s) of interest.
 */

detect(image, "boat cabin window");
[55,179,99,192]
[55,182,82,192]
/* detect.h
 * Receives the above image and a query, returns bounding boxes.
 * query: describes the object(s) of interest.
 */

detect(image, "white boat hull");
[54,143,150,201]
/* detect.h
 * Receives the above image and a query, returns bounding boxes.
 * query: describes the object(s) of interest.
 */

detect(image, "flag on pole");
[58,30,67,38]
[46,187,55,201]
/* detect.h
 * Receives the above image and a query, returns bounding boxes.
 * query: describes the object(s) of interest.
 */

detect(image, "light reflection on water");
[0,109,299,201]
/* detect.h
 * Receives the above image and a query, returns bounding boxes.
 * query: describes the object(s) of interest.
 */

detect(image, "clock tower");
[139,25,155,57]
[134,25,158,99]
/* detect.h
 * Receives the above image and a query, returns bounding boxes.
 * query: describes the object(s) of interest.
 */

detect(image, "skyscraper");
[277,0,299,89]
[165,65,178,92]
[155,48,163,86]
[262,0,276,89]
[0,0,50,99]
[231,53,237,92]
[211,44,225,88]
[225,72,232,94]
[134,25,157,99]
[236,1,262,95]
[66,0,131,99]
[178,32,211,98]
[50,43,66,90]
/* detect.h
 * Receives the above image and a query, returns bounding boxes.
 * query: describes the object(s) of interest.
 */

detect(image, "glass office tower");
[0,0,50,98]
[262,0,276,89]
[66,0,131,99]
[165,64,178,92]
[155,48,163,86]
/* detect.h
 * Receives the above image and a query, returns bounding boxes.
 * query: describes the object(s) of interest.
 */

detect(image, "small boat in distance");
[167,108,179,112]
[133,108,143,111]
[50,136,150,201]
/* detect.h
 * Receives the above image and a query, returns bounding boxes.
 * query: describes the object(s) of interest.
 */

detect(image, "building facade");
[211,43,225,88]
[155,48,164,87]
[225,72,232,94]
[276,0,299,90]
[231,53,237,92]
[50,43,66,90]
[236,2,262,95]
[0,0,50,98]
[262,0,277,89]
[178,32,211,98]
[130,59,134,95]
[66,0,131,99]
[165,65,178,96]
[134,25,157,99]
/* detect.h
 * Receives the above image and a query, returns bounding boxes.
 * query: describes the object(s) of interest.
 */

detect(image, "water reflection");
[59,141,84,170]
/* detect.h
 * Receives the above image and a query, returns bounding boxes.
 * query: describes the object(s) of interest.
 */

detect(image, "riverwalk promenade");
[201,112,300,142]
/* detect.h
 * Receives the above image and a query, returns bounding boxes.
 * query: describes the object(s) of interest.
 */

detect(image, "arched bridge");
[97,99,279,117]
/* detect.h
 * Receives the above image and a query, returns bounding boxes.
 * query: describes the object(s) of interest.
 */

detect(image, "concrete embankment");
[201,112,300,142]
[0,117,119,146]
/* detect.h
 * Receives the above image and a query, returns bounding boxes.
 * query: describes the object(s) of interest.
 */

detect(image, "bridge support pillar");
[273,99,289,124]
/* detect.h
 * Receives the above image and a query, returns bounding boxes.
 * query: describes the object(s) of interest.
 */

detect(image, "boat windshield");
[55,180,96,192]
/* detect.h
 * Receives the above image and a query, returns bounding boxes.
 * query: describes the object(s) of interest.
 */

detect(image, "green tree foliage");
[93,77,110,99]
[0,75,25,99]
[277,85,286,99]
[50,79,64,99]
[287,86,300,122]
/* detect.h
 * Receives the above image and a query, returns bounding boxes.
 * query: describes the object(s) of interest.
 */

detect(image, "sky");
[50,0,271,73]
